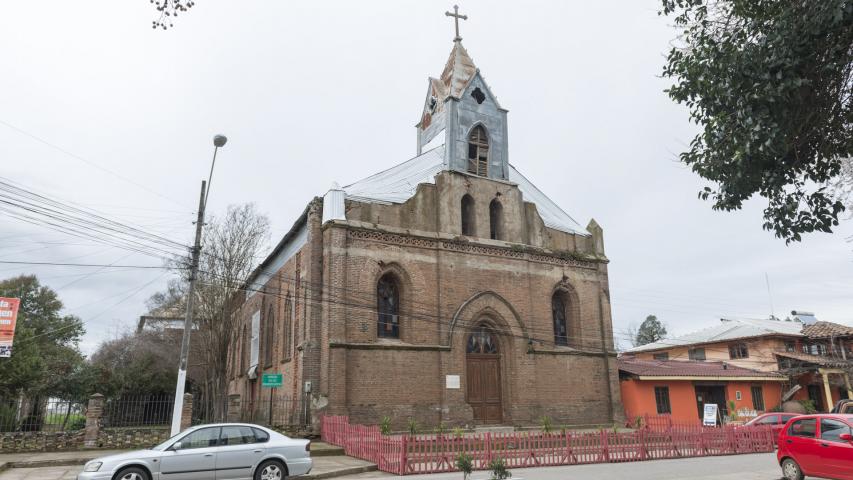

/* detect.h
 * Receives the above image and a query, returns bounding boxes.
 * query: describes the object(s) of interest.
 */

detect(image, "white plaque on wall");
[446,375,460,389]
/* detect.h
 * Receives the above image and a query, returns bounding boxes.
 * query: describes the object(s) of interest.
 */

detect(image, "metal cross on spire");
[445,5,468,42]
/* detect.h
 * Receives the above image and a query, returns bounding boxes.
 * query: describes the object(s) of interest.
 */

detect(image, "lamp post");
[170,134,227,436]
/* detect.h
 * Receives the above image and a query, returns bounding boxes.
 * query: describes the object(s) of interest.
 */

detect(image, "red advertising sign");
[0,297,21,358]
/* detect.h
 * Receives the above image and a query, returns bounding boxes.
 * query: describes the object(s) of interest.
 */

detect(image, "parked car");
[831,400,853,414]
[743,412,801,440]
[77,423,312,480]
[777,414,853,480]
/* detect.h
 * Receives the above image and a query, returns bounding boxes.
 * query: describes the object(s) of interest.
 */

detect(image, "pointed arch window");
[282,295,293,362]
[552,291,569,346]
[461,194,476,236]
[467,126,489,176]
[240,325,247,373]
[263,305,275,367]
[466,325,498,354]
[377,273,400,338]
[489,199,503,240]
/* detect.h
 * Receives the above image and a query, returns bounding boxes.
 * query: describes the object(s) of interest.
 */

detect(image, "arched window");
[282,295,293,361]
[466,325,498,354]
[552,291,569,346]
[461,194,476,236]
[467,125,489,176]
[263,305,275,367]
[240,325,247,373]
[489,199,503,240]
[377,273,400,338]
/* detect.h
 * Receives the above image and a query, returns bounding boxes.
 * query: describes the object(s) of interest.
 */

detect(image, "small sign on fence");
[262,373,283,388]
[703,403,718,426]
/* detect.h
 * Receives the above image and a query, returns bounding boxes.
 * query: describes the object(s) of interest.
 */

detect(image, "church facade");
[225,34,624,429]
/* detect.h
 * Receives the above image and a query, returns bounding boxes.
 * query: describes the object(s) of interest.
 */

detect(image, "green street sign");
[261,373,283,388]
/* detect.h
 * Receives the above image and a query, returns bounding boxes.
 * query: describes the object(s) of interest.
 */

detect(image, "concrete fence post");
[84,394,104,448]
[179,393,193,431]
[226,394,242,422]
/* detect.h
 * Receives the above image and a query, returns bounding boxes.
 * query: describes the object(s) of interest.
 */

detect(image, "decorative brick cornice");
[530,348,617,358]
[345,227,601,270]
[329,341,451,352]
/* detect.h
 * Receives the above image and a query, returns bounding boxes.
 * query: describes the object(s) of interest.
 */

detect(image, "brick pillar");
[226,394,242,422]
[180,393,193,431]
[84,394,104,448]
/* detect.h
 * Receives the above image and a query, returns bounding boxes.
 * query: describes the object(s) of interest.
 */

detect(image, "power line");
[0,261,176,269]
[0,118,188,208]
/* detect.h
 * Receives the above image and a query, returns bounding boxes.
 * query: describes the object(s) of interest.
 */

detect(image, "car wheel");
[255,459,286,480]
[114,467,150,480]
[781,458,804,480]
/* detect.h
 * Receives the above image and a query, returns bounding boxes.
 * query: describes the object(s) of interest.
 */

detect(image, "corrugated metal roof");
[626,317,805,353]
[440,42,477,100]
[342,144,589,236]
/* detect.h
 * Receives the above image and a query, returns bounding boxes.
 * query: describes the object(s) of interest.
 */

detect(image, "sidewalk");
[0,443,376,479]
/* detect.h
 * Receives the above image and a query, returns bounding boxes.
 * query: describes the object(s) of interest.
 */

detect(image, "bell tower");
[416,6,509,181]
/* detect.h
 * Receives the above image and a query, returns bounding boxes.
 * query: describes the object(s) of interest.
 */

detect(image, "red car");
[744,412,800,439]
[777,414,853,480]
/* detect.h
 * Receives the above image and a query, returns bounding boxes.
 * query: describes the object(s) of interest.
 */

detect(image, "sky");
[1,1,851,355]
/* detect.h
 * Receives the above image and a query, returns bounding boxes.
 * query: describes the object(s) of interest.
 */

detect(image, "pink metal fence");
[320,415,775,476]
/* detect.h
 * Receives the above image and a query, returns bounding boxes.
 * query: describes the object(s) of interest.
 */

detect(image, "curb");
[312,448,346,457]
[304,464,378,480]
[7,458,95,469]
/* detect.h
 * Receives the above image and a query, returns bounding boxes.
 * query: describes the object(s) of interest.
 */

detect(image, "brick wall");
[227,171,624,430]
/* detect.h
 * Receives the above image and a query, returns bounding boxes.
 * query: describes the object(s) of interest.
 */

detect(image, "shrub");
[488,457,511,480]
[455,452,473,480]
[407,418,419,436]
[380,416,391,436]
[799,399,817,414]
[435,421,447,435]
[539,415,553,433]
[452,426,465,438]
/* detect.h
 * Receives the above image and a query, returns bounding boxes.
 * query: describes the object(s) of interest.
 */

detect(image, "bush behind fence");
[234,395,309,430]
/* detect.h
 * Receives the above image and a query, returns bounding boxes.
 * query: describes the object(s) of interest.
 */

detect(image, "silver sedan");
[77,423,312,480]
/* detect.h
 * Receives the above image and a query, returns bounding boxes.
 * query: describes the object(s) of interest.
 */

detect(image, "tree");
[151,0,195,30]
[149,203,269,421]
[634,315,667,347]
[0,275,85,399]
[660,0,853,242]
[88,330,181,397]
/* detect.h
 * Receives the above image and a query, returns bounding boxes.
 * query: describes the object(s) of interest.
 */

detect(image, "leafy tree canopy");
[88,330,181,397]
[661,0,853,242]
[0,275,85,398]
[635,315,668,346]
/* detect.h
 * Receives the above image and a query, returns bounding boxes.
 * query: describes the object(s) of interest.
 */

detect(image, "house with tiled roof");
[621,312,853,416]
[619,358,787,423]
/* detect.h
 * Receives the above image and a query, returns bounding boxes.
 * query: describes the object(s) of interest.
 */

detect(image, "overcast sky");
[2,1,851,355]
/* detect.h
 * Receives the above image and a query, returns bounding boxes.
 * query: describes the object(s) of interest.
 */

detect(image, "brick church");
[226,16,624,429]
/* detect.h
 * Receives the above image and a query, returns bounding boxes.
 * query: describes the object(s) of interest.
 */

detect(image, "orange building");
[619,358,786,424]
[624,314,853,413]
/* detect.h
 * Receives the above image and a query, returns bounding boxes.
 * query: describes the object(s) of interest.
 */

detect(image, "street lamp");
[171,134,226,436]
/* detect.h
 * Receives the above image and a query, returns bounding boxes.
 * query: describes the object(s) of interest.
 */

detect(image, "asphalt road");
[0,453,788,480]
[340,453,786,480]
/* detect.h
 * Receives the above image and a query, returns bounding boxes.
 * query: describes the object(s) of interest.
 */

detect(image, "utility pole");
[170,180,206,436]
[170,134,227,436]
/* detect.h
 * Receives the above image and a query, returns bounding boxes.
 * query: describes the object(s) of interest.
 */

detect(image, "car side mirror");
[840,433,853,442]
[170,442,183,451]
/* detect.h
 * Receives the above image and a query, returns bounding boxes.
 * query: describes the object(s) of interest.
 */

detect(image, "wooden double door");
[466,326,502,424]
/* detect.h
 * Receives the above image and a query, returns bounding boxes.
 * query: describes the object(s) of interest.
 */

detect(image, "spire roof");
[439,41,478,100]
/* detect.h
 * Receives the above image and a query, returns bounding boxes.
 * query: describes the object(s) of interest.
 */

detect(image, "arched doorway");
[466,324,502,424]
